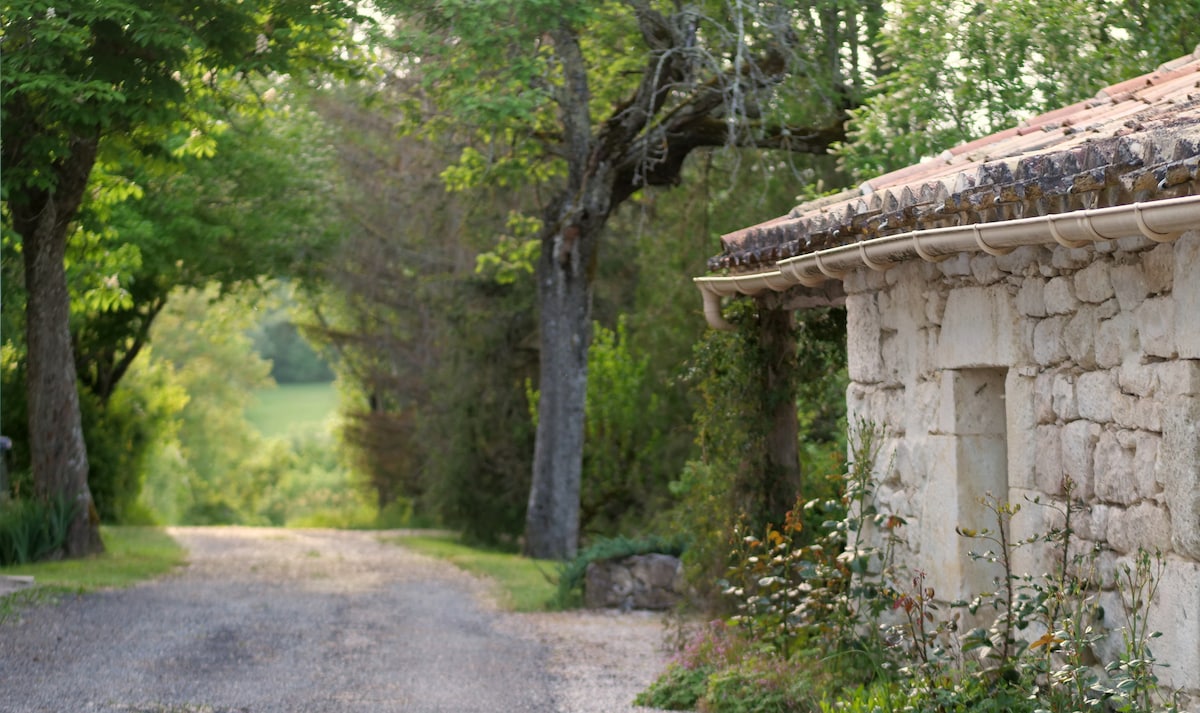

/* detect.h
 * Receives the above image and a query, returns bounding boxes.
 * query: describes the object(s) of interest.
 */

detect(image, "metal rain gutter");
[694,194,1200,330]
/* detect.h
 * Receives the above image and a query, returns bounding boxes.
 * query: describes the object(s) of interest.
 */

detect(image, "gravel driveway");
[0,527,672,713]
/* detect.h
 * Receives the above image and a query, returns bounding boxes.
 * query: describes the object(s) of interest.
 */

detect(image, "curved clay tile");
[706,54,1200,274]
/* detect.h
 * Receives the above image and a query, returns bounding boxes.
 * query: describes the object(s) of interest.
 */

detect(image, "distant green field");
[246,381,339,437]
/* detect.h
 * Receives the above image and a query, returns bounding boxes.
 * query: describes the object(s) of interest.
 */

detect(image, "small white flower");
[255,33,268,54]
[46,7,56,18]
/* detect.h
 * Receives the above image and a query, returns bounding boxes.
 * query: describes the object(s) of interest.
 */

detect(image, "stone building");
[695,50,1200,696]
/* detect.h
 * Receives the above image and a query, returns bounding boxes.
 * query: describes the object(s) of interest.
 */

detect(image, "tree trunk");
[524,26,613,561]
[756,301,801,523]
[524,211,602,560]
[14,135,105,558]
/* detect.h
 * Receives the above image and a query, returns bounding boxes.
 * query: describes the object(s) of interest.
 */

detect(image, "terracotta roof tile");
[949,126,1021,157]
[709,50,1200,273]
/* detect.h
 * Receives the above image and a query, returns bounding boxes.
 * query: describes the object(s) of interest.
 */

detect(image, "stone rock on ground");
[0,575,34,595]
[584,553,684,610]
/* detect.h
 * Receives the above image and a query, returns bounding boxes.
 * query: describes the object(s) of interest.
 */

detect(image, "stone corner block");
[1175,233,1200,358]
[1160,396,1200,560]
[936,286,1023,369]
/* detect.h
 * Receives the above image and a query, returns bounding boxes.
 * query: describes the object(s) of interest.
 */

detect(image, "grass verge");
[387,532,558,612]
[1,526,185,622]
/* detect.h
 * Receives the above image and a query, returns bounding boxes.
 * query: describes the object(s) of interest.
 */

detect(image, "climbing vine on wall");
[670,297,847,601]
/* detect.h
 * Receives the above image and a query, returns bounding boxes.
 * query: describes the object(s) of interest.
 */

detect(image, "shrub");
[0,496,76,565]
[636,620,748,710]
[640,428,1180,713]
[702,656,814,713]
[635,663,713,711]
[669,302,847,607]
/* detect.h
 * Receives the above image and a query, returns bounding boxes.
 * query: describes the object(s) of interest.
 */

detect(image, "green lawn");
[245,381,339,437]
[387,533,559,612]
[1,526,186,622]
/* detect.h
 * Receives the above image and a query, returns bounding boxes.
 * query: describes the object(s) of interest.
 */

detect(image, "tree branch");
[611,113,847,205]
[550,24,593,182]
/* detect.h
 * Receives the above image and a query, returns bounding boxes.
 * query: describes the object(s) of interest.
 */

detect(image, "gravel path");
[0,527,673,713]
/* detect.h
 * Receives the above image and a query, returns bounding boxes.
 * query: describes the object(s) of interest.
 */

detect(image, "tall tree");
[1,0,359,555]
[382,0,880,558]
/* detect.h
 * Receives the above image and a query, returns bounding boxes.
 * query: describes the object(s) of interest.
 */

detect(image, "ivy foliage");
[670,299,847,602]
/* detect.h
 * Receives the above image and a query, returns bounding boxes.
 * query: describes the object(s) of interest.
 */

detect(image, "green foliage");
[383,0,869,196]
[552,533,688,608]
[582,317,661,532]
[654,456,1180,713]
[636,620,749,710]
[702,655,814,713]
[0,526,184,593]
[129,286,369,529]
[1,0,364,199]
[248,311,336,386]
[1,0,360,555]
[69,84,346,403]
[256,435,377,529]
[473,212,541,285]
[671,301,769,596]
[670,300,847,602]
[838,0,1200,181]
[133,287,273,524]
[638,618,818,713]
[0,346,31,499]
[3,69,348,528]
[720,422,891,664]
[0,497,75,566]
[78,364,185,524]
[816,681,901,713]
[420,271,538,545]
[635,663,713,711]
[298,80,546,539]
[526,316,676,537]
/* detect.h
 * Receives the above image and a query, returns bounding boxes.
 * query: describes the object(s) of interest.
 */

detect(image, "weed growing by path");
[641,427,1180,713]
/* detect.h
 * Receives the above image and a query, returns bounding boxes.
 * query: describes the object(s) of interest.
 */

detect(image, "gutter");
[694,194,1200,330]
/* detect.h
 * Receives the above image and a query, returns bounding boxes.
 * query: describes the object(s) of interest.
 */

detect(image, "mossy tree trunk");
[11,133,105,558]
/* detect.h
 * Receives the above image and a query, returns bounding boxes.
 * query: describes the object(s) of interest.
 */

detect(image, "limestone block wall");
[842,230,1200,696]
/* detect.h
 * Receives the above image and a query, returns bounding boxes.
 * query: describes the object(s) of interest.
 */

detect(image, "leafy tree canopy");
[2,0,362,200]
[384,0,874,199]
[376,0,881,558]
[0,0,364,557]
[838,0,1200,180]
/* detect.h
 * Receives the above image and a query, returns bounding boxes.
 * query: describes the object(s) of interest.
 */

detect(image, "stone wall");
[842,230,1200,696]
